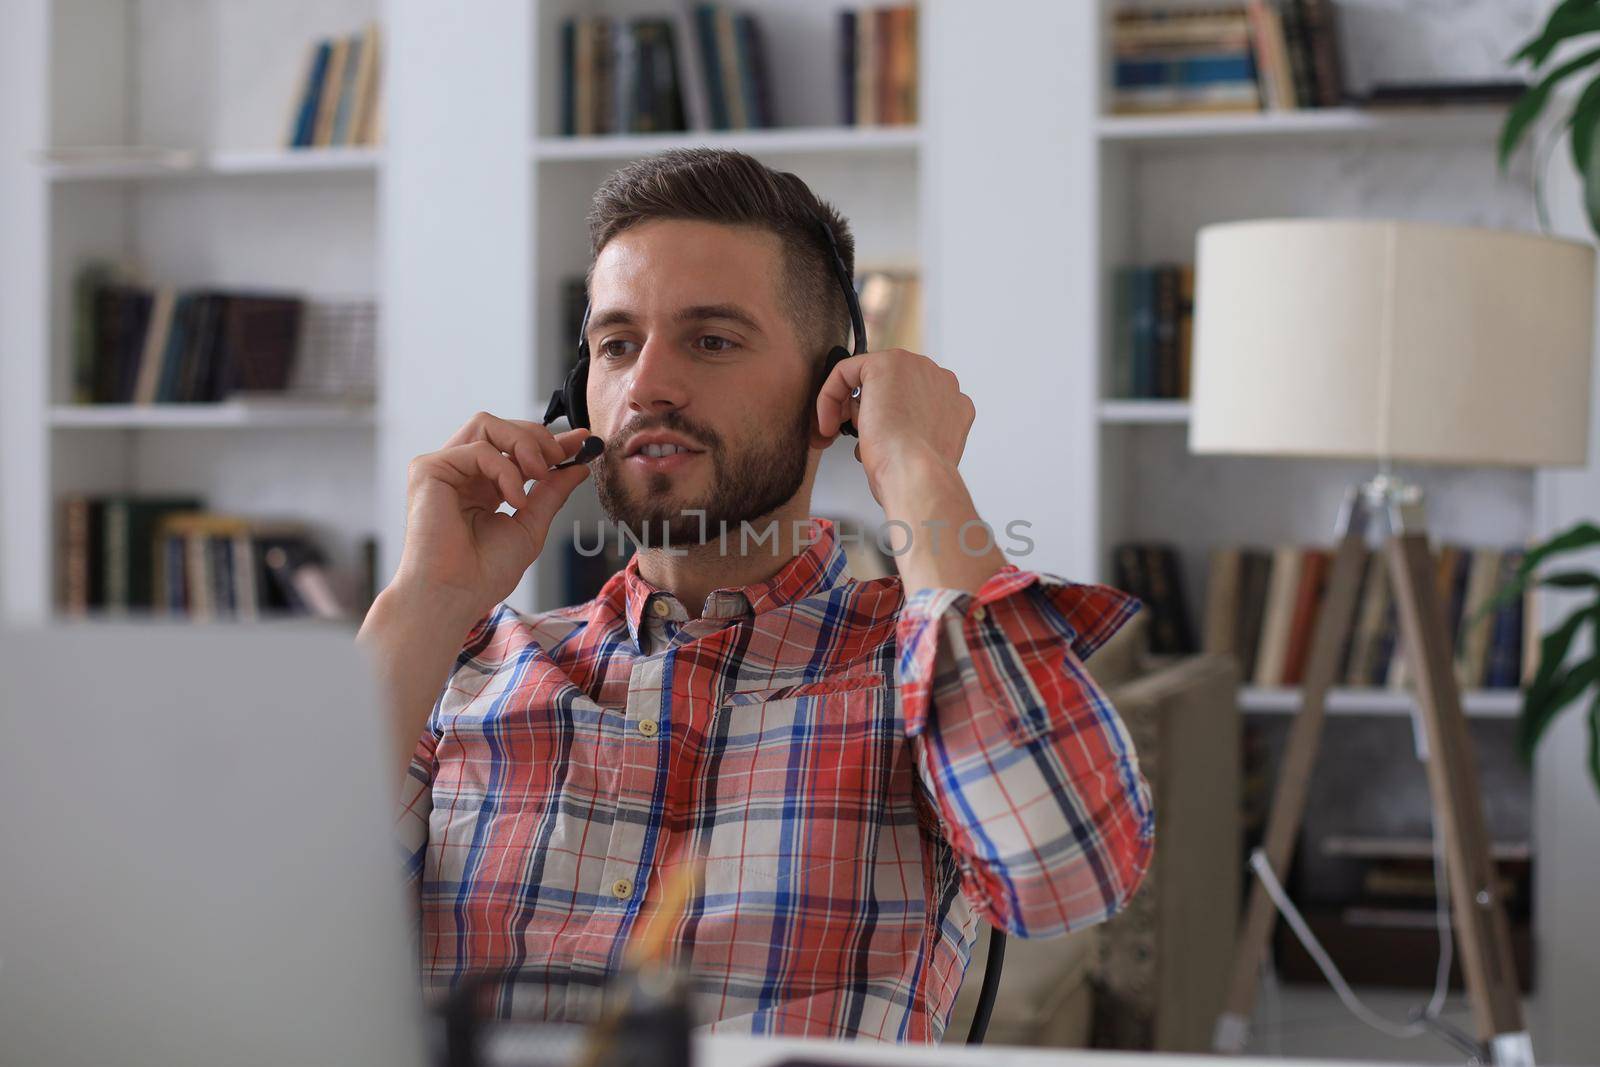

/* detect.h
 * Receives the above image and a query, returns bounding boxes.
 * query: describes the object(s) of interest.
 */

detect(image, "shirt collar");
[613,517,851,644]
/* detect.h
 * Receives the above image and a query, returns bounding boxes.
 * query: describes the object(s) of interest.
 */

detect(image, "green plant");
[1500,0,1600,238]
[1477,522,1600,796]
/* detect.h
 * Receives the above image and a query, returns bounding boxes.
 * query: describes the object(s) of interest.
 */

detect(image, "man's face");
[586,219,819,543]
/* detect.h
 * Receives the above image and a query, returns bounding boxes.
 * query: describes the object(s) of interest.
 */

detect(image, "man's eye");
[599,339,638,360]
[697,335,737,353]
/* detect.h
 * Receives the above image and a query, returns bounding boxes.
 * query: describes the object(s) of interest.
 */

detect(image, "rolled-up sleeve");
[897,565,1154,939]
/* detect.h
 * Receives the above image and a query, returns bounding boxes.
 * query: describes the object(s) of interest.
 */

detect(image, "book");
[312,37,350,147]
[1153,265,1180,398]
[855,4,878,126]
[1111,267,1135,398]
[1235,548,1275,681]
[1485,549,1527,690]
[1457,548,1503,689]
[1280,548,1330,686]
[714,7,745,129]
[329,34,364,145]
[1177,264,1195,398]
[1131,267,1156,398]
[349,22,383,146]
[1254,545,1304,687]
[1204,546,1244,656]
[289,39,332,148]
[838,10,858,126]
[1299,0,1346,107]
[1344,549,1392,686]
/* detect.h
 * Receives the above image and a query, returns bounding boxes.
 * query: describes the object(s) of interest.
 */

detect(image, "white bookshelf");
[1095,103,1508,145]
[1071,6,1600,1055]
[1239,686,1521,719]
[1,0,383,619]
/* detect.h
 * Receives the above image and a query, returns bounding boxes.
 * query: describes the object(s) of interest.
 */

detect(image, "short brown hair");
[586,148,855,357]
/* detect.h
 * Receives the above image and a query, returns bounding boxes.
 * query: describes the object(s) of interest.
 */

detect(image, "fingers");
[815,354,867,439]
[444,411,582,482]
[512,460,592,541]
[425,441,534,508]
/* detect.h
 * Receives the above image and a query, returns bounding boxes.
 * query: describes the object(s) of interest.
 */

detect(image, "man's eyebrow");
[586,303,767,337]
[674,304,765,335]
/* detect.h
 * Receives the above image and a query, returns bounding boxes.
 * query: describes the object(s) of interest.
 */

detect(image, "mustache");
[610,410,724,456]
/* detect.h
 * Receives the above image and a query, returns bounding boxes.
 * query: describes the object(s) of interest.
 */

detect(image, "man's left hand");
[815,348,976,505]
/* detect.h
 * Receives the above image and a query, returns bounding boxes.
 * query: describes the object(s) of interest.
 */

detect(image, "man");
[360,148,1153,1042]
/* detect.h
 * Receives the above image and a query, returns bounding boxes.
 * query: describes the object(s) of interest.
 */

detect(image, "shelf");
[533,125,922,162]
[1099,400,1191,424]
[49,402,376,430]
[1240,686,1522,719]
[43,147,383,182]
[1096,105,1507,147]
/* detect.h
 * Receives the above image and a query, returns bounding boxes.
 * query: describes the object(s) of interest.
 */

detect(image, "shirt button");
[611,878,633,899]
[651,599,671,618]
[637,717,659,738]
[972,606,988,622]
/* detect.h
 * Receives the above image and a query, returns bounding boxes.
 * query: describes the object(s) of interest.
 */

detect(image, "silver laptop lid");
[0,624,426,1067]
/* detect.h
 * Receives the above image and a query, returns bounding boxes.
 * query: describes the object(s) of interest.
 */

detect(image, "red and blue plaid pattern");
[398,519,1153,1041]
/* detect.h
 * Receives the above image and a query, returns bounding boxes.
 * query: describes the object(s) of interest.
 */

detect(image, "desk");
[690,1036,1361,1067]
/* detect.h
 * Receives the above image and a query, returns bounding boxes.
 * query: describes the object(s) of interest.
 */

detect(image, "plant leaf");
[1568,74,1600,174]
[1519,656,1600,763]
[1513,0,1600,67]
[1522,604,1592,705]
[1477,521,1600,620]
[1499,46,1600,169]
[1590,690,1600,800]
[1585,109,1600,240]
[1540,570,1600,589]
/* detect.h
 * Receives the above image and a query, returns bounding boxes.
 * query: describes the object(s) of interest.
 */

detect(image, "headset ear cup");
[822,345,858,438]
[566,354,591,430]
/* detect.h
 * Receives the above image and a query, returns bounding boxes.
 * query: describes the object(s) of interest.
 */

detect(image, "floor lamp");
[1190,220,1596,1066]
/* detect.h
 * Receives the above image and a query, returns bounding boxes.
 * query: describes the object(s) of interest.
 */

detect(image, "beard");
[593,397,812,547]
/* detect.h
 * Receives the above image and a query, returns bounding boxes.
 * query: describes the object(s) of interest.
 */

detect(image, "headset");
[542,214,868,439]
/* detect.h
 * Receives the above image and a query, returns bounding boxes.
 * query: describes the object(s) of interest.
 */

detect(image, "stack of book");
[1109,263,1194,400]
[1110,1,1344,116]
[1204,544,1532,692]
[857,269,923,353]
[558,5,775,136]
[286,23,383,148]
[58,500,352,621]
[1112,543,1197,656]
[72,272,305,405]
[837,5,919,126]
[560,16,691,135]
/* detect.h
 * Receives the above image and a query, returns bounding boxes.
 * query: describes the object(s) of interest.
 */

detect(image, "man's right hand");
[362,412,596,782]
[393,412,595,629]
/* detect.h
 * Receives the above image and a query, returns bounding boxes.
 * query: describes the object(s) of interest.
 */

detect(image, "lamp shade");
[1188,219,1596,468]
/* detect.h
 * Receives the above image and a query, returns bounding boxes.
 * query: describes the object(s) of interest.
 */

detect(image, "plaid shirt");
[398,518,1153,1042]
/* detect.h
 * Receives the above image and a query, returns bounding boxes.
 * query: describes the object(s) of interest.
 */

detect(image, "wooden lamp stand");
[1212,477,1532,1066]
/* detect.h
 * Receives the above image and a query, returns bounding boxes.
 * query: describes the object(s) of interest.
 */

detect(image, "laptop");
[0,624,428,1067]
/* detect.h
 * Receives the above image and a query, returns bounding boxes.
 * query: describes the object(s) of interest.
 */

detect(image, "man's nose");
[625,337,691,415]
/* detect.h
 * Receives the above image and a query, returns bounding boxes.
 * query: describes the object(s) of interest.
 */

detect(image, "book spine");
[1154,265,1179,399]
[1301,0,1346,107]
[61,497,90,615]
[715,7,745,129]
[855,5,877,125]
[594,16,615,136]
[733,13,764,129]
[1280,0,1317,109]
[875,7,896,125]
[292,40,332,148]
[1112,266,1134,399]
[655,20,687,131]
[331,34,363,144]
[839,10,857,126]
[695,5,729,130]
[559,18,576,136]
[1131,267,1156,398]
[102,499,130,613]
[1178,264,1196,398]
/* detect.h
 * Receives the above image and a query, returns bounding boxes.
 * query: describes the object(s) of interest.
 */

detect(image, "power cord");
[1246,790,1464,1052]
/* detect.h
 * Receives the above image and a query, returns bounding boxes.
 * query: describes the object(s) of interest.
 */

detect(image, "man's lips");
[619,430,707,474]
